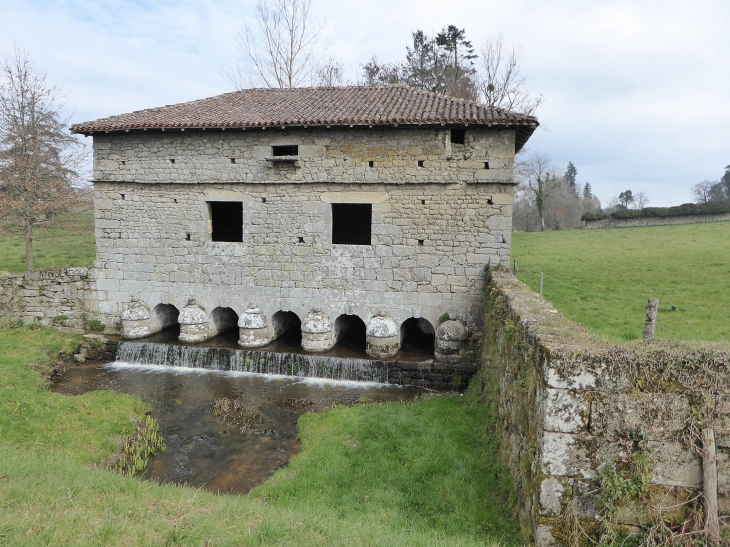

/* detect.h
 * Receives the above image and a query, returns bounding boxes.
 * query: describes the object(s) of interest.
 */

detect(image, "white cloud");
[2,0,729,206]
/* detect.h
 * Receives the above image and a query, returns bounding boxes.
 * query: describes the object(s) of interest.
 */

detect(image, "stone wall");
[92,126,515,185]
[582,212,730,229]
[90,125,517,357]
[0,268,99,333]
[481,268,730,545]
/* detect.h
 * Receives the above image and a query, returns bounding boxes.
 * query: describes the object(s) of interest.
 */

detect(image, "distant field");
[511,222,730,343]
[0,207,95,273]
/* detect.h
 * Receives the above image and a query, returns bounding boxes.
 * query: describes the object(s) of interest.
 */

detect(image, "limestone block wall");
[92,180,513,344]
[0,268,98,333]
[89,124,518,349]
[482,269,730,545]
[92,126,516,185]
[582,212,730,229]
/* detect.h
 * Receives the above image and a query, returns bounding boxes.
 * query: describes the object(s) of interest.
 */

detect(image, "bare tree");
[516,152,552,230]
[633,191,650,210]
[225,0,325,89]
[476,34,542,115]
[692,180,719,203]
[314,57,344,86]
[0,47,86,273]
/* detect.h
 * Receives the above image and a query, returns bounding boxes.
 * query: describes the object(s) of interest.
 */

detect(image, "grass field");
[0,324,520,546]
[0,207,96,273]
[512,221,730,343]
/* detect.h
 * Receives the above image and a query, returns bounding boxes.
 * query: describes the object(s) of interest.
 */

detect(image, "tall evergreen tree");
[583,183,592,199]
[564,161,577,188]
[722,165,730,198]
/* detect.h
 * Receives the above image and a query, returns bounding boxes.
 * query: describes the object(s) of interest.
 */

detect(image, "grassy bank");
[511,222,730,343]
[0,324,520,546]
[0,207,96,273]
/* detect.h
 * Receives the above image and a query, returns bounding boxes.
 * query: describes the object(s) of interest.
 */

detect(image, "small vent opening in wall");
[332,203,372,245]
[484,161,490,169]
[209,202,243,242]
[368,160,374,167]
[186,233,191,241]
[418,239,424,246]
[230,158,236,164]
[169,158,175,164]
[272,145,298,156]
[418,160,424,167]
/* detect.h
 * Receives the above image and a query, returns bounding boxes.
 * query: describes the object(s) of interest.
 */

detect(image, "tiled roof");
[71,85,539,151]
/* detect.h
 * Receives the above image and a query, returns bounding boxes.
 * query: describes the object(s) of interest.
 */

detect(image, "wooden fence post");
[702,428,721,545]
[513,259,518,276]
[642,298,658,340]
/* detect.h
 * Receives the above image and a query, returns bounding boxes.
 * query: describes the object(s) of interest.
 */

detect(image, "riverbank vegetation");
[0,323,520,546]
[512,221,730,343]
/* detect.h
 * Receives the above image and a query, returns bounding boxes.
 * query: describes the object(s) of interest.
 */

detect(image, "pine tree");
[583,183,592,198]
[564,161,577,188]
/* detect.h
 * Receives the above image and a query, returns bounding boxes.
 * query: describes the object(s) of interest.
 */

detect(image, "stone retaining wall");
[0,268,99,333]
[482,268,730,545]
[582,212,730,229]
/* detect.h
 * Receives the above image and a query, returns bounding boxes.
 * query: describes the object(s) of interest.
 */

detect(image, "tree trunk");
[25,224,33,273]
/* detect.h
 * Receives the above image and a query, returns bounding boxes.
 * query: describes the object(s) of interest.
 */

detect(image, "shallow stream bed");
[51,362,426,494]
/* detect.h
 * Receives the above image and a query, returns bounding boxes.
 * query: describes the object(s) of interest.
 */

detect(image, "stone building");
[71,85,538,361]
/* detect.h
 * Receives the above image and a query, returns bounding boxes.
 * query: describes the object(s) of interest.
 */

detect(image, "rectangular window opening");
[272,145,298,157]
[421,199,427,205]
[230,158,236,164]
[484,161,490,169]
[209,201,243,242]
[418,239,424,246]
[186,233,191,241]
[368,160,374,168]
[417,160,424,167]
[332,203,372,245]
[298,236,304,243]
[451,128,465,145]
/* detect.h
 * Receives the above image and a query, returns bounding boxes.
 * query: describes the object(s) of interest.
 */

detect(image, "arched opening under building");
[269,311,302,351]
[145,303,181,342]
[211,307,239,334]
[332,314,367,356]
[399,317,435,358]
[153,303,180,331]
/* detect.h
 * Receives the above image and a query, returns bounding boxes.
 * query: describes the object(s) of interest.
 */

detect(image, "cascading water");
[116,340,393,383]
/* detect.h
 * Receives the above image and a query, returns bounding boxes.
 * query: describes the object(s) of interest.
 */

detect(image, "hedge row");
[581,200,730,222]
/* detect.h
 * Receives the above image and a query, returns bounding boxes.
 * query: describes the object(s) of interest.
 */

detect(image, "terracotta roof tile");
[71,85,538,151]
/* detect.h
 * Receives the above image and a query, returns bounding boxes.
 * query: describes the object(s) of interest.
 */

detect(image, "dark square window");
[272,145,298,156]
[451,128,465,145]
[332,203,371,245]
[209,202,243,242]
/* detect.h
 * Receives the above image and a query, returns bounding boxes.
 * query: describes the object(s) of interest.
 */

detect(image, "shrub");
[581,212,608,221]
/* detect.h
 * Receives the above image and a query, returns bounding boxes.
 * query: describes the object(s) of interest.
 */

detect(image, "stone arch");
[152,303,180,332]
[211,306,239,335]
[399,317,435,355]
[271,310,301,339]
[334,314,367,352]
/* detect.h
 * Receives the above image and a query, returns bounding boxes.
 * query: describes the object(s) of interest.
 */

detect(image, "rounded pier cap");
[366,315,398,338]
[239,304,268,329]
[301,309,332,334]
[179,301,207,325]
[436,319,468,341]
[121,298,150,321]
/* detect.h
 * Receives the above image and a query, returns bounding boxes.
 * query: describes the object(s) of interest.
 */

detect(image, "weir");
[113,337,477,390]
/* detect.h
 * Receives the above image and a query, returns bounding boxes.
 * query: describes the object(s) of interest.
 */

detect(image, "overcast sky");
[3,0,729,206]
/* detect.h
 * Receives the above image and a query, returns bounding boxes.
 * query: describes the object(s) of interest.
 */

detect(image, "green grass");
[0,207,96,273]
[0,324,520,546]
[511,222,730,343]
